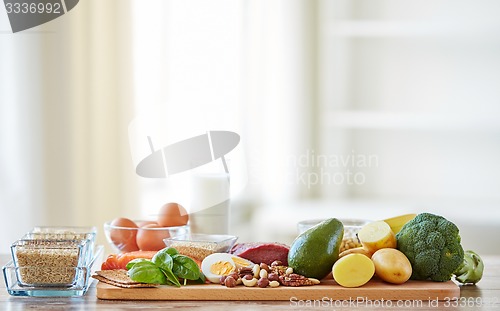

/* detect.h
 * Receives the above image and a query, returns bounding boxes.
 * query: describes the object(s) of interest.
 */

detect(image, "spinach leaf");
[128,261,167,284]
[172,254,201,280]
[164,247,179,256]
[125,258,150,270]
[152,248,174,272]
[197,273,206,283]
[161,266,181,287]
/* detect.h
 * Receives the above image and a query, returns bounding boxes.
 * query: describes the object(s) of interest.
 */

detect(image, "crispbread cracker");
[96,269,140,284]
[92,275,158,288]
[93,270,159,288]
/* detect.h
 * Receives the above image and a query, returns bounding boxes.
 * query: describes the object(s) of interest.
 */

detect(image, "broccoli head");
[396,213,464,282]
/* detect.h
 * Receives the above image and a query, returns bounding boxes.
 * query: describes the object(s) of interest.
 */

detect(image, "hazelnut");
[224,276,237,288]
[271,260,282,267]
[268,272,280,282]
[259,263,270,272]
[228,272,239,280]
[220,275,227,285]
[257,277,270,288]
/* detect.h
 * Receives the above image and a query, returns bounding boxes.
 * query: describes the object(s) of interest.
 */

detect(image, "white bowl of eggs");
[104,203,190,252]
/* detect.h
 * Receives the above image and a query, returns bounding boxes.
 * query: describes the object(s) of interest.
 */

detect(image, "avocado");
[288,218,344,279]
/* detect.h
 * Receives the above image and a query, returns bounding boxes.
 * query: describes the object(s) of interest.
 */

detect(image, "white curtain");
[0,0,316,249]
[0,0,138,250]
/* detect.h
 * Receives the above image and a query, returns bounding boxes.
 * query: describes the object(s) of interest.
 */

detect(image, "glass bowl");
[103,220,189,253]
[163,234,238,262]
[10,239,93,286]
[297,218,371,252]
[3,245,103,296]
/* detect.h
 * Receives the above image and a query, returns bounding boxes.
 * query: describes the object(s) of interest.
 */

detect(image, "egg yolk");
[232,256,251,267]
[210,261,234,276]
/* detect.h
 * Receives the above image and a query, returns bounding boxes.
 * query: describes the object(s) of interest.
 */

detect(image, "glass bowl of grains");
[163,234,238,262]
[10,239,92,287]
[297,218,371,253]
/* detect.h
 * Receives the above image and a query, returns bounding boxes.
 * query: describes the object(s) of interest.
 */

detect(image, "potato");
[339,246,374,259]
[357,221,397,253]
[371,248,412,284]
[332,254,375,288]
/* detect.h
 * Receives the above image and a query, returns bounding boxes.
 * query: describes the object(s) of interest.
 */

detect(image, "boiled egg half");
[201,253,254,283]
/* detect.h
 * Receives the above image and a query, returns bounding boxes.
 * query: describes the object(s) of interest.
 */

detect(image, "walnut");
[269,265,288,276]
[279,274,319,286]
[237,267,254,278]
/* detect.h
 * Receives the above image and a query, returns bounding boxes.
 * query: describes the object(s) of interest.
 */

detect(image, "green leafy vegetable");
[152,248,174,272]
[164,247,179,256]
[128,261,167,284]
[172,254,201,280]
[396,213,464,282]
[127,247,203,287]
[125,258,149,270]
[161,265,181,287]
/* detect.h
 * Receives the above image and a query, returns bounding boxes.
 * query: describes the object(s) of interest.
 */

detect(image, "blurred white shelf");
[322,110,500,130]
[326,20,500,37]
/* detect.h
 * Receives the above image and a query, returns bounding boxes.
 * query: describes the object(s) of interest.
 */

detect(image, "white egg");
[201,253,254,284]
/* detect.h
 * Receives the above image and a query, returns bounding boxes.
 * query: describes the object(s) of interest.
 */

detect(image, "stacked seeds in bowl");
[10,227,96,287]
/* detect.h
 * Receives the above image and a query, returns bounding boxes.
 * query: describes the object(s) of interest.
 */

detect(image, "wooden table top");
[1,254,499,310]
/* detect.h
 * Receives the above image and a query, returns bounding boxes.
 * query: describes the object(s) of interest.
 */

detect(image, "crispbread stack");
[92,270,159,288]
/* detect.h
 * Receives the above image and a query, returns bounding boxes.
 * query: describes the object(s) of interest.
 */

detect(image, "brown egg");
[157,203,189,227]
[136,224,171,251]
[109,217,140,252]
[137,220,158,227]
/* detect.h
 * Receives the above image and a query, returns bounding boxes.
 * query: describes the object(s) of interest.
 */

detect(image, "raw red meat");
[230,243,290,266]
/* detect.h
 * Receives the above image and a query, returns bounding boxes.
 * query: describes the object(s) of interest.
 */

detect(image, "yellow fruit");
[332,254,375,288]
[357,221,397,253]
[383,213,417,234]
[371,248,412,284]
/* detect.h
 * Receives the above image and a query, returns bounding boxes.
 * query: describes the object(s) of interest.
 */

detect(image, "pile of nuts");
[220,260,320,288]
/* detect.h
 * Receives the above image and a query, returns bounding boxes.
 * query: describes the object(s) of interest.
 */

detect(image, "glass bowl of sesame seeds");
[163,234,238,262]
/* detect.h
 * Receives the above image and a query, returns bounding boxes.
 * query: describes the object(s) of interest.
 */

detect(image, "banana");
[383,213,417,234]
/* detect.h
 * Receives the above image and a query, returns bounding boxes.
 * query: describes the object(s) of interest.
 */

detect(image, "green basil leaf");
[125,258,150,270]
[172,254,201,280]
[161,266,181,287]
[128,261,167,284]
[152,248,174,272]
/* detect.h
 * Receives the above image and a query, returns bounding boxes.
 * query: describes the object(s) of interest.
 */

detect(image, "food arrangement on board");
[2,202,484,299]
[96,208,483,294]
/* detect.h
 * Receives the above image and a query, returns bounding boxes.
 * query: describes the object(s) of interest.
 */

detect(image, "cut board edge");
[96,279,460,301]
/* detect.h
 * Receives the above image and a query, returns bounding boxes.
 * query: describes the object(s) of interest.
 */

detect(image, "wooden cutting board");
[96,278,460,301]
